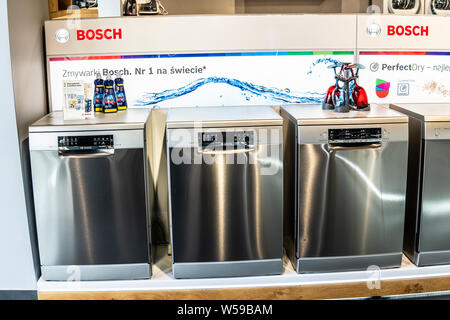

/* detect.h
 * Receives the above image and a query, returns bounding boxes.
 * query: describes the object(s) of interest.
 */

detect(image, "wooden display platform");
[38,276,450,300]
[37,251,450,300]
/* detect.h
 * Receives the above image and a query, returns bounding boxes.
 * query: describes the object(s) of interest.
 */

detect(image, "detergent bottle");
[103,74,118,113]
[115,72,128,111]
[93,73,104,112]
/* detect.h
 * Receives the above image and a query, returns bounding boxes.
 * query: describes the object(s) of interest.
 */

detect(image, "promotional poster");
[48,51,354,110]
[359,51,450,103]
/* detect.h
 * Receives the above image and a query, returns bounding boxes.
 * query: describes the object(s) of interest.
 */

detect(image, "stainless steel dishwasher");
[166,106,283,279]
[281,104,408,273]
[29,110,151,281]
[391,104,450,266]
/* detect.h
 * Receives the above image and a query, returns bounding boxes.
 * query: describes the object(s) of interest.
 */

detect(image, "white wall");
[5,0,50,296]
[0,1,37,292]
[7,0,49,144]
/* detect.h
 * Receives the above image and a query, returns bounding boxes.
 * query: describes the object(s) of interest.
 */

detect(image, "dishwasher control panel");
[328,128,382,144]
[58,135,114,151]
[200,131,254,150]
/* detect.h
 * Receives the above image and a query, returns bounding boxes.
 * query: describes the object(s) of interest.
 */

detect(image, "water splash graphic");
[307,57,344,75]
[136,77,324,106]
[136,57,346,106]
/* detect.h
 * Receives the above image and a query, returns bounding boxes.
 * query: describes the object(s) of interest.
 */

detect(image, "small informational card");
[83,82,95,119]
[63,80,85,120]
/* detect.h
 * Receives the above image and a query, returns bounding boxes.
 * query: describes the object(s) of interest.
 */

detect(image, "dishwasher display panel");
[328,128,382,144]
[58,135,114,150]
[199,131,255,151]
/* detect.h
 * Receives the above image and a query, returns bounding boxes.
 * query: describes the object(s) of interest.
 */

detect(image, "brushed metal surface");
[29,110,150,132]
[282,104,408,126]
[166,106,283,129]
[167,128,283,266]
[31,149,150,267]
[41,263,151,281]
[173,259,282,279]
[297,253,402,273]
[297,135,408,260]
[146,109,171,247]
[395,104,450,266]
[423,122,450,141]
[281,109,298,269]
[297,123,407,144]
[419,140,450,252]
[402,116,424,264]
[391,103,450,123]
[29,130,144,151]
[417,251,450,267]
[167,126,282,148]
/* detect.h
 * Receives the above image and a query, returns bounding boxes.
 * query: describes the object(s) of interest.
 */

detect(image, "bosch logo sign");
[387,25,429,37]
[55,28,70,43]
[76,28,123,41]
[366,23,381,37]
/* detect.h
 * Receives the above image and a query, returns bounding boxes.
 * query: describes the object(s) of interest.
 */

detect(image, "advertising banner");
[48,51,354,110]
[359,51,450,104]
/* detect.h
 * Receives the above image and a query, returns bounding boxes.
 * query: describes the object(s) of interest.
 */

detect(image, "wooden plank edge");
[50,8,98,20]
[38,275,450,300]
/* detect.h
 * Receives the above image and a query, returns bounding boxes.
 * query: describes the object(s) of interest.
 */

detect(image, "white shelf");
[37,252,450,294]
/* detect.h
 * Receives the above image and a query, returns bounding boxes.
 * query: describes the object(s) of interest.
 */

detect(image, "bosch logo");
[366,23,381,37]
[76,28,123,41]
[55,28,70,43]
[387,25,429,37]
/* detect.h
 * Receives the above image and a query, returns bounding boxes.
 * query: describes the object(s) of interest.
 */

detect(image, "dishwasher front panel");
[420,139,450,253]
[167,127,283,275]
[296,123,408,272]
[31,148,149,267]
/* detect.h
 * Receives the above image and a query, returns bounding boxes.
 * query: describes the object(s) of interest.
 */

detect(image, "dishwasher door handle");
[58,149,114,158]
[328,142,382,151]
[198,147,256,155]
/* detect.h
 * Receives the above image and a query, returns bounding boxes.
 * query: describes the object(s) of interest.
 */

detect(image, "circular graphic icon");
[366,23,382,37]
[55,28,70,44]
[370,62,380,72]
